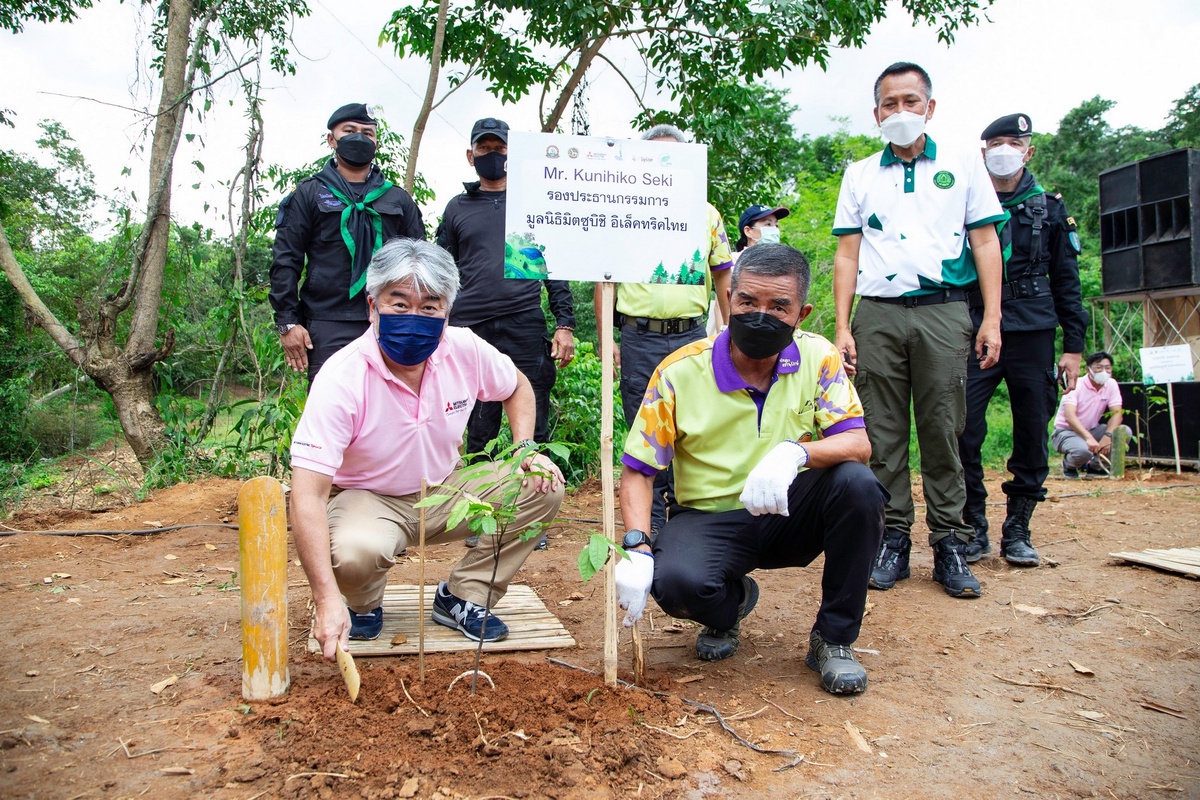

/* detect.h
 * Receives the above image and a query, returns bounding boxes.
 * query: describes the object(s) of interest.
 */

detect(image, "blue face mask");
[376,312,445,366]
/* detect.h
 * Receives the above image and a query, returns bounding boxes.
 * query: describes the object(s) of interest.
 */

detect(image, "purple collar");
[711,329,801,393]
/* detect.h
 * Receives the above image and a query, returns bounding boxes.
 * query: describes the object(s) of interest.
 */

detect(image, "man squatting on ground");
[595,125,735,537]
[833,62,1006,599]
[958,113,1089,567]
[1051,352,1124,479]
[288,239,565,659]
[614,244,887,695]
[270,103,426,384]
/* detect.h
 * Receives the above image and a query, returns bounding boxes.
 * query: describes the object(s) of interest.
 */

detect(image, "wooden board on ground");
[307,584,577,657]
[1109,546,1200,578]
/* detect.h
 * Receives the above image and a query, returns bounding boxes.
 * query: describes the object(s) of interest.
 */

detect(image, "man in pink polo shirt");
[1051,351,1124,478]
[289,238,564,661]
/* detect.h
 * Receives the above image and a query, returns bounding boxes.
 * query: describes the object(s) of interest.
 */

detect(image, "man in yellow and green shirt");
[614,244,887,695]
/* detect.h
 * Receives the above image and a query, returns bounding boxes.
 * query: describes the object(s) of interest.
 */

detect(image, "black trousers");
[650,462,886,646]
[958,328,1058,513]
[465,310,556,455]
[307,319,370,386]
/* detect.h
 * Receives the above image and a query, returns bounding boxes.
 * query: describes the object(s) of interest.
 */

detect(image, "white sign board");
[503,131,708,283]
[1139,344,1195,384]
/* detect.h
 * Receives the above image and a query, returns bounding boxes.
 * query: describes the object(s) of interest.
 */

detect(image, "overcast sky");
[2,0,1197,232]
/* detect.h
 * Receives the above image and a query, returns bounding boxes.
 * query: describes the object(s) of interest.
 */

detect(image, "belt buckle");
[902,295,919,308]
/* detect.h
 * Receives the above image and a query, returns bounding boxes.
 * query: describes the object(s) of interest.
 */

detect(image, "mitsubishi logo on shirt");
[445,398,470,415]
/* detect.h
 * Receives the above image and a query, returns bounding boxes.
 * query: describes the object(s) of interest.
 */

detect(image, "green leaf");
[478,515,497,536]
[578,533,614,583]
[445,500,471,531]
[413,493,454,508]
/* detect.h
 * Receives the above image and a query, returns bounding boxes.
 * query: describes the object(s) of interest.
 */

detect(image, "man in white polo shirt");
[289,238,564,661]
[832,61,1006,599]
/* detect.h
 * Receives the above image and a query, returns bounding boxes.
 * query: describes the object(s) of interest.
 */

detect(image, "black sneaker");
[932,536,981,598]
[1083,458,1110,477]
[464,535,480,548]
[805,630,868,695]
[696,576,760,662]
[869,529,911,590]
[431,581,509,642]
[533,534,548,551]
[348,606,383,640]
[1062,457,1080,480]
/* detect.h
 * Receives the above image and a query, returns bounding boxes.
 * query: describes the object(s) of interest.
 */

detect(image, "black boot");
[932,535,981,598]
[964,506,990,564]
[1000,496,1040,567]
[869,529,911,590]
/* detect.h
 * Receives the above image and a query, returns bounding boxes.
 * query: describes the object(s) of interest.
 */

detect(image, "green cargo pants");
[851,297,973,546]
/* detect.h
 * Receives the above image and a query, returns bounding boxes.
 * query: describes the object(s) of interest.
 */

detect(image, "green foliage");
[0,0,92,33]
[382,0,994,131]
[549,340,627,486]
[1163,84,1200,149]
[779,127,882,341]
[646,82,803,224]
[577,533,623,583]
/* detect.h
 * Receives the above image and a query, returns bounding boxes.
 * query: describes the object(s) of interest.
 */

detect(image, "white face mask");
[757,226,781,245]
[1090,369,1110,386]
[879,110,927,147]
[985,144,1026,178]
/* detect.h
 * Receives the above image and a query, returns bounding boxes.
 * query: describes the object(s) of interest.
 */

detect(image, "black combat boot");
[932,535,981,598]
[1000,496,1040,566]
[963,506,990,563]
[869,529,911,590]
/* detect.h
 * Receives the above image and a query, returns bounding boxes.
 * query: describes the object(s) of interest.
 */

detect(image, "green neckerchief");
[995,182,1044,279]
[318,161,394,299]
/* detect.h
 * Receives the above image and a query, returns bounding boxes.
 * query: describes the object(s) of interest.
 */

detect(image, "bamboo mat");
[1109,546,1200,578]
[307,584,577,657]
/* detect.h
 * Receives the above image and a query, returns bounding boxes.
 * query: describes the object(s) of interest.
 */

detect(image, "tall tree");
[0,0,309,468]
[647,81,804,224]
[382,0,996,172]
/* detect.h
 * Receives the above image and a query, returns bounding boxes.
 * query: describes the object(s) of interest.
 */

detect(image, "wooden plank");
[1110,546,1200,578]
[307,584,577,656]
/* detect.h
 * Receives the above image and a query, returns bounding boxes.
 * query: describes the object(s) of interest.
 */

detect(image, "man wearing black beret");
[958,113,1088,566]
[270,103,426,383]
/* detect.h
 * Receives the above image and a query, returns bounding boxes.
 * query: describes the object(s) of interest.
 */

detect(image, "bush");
[24,402,102,457]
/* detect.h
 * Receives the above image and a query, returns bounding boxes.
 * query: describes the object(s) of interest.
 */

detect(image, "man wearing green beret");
[270,102,426,383]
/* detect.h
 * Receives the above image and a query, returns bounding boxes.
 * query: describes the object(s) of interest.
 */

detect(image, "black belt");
[967,276,1048,308]
[866,288,967,308]
[615,313,702,334]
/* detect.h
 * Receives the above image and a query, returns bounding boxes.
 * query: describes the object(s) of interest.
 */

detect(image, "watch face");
[622,530,648,549]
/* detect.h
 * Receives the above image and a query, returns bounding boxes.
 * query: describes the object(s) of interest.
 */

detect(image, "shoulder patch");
[1068,231,1082,254]
[1065,216,1077,229]
[275,193,294,229]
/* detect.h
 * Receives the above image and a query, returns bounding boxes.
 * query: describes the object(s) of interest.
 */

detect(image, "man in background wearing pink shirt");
[1051,351,1124,479]
[289,238,565,661]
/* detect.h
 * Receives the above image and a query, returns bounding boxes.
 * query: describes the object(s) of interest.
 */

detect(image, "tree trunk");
[542,35,609,133]
[405,0,449,194]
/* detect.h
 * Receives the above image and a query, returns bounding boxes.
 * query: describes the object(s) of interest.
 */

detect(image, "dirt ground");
[1,459,1198,799]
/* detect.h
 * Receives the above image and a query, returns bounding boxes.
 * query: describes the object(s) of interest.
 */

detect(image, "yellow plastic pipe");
[239,476,290,700]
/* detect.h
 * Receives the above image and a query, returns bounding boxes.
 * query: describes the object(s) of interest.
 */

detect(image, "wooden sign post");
[600,281,618,685]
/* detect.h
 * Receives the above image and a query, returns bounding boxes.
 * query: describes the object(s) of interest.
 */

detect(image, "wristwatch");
[276,323,296,335]
[622,529,652,550]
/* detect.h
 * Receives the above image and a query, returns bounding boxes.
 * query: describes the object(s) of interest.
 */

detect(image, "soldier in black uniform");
[958,113,1089,566]
[269,103,426,384]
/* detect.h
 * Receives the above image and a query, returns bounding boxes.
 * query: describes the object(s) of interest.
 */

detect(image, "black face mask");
[473,150,507,181]
[729,312,796,360]
[336,133,377,167]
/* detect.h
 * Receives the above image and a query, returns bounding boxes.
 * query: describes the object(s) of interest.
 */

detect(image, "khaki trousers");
[326,462,564,612]
[851,298,972,545]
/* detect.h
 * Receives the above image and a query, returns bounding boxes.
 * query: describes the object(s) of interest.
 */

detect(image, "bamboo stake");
[238,476,289,700]
[418,478,427,683]
[631,621,646,686]
[601,281,618,685]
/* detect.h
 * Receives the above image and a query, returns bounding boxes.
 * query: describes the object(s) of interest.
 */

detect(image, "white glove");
[739,440,808,517]
[615,551,655,628]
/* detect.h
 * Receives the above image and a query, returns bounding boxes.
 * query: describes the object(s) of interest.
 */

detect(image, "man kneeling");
[615,244,886,694]
[290,238,564,661]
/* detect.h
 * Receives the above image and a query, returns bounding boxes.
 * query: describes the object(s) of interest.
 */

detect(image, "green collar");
[1002,184,1045,208]
[880,135,937,166]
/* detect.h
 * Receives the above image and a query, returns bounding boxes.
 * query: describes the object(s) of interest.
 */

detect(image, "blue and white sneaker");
[348,606,383,640]
[431,581,509,642]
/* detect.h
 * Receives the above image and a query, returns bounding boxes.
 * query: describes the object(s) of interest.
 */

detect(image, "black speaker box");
[1099,148,1200,295]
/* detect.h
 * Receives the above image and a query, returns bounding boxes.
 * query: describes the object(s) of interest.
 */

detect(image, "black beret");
[327,103,376,130]
[981,113,1033,140]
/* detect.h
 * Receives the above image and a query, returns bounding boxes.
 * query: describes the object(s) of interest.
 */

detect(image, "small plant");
[414,439,569,693]
[217,572,239,592]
